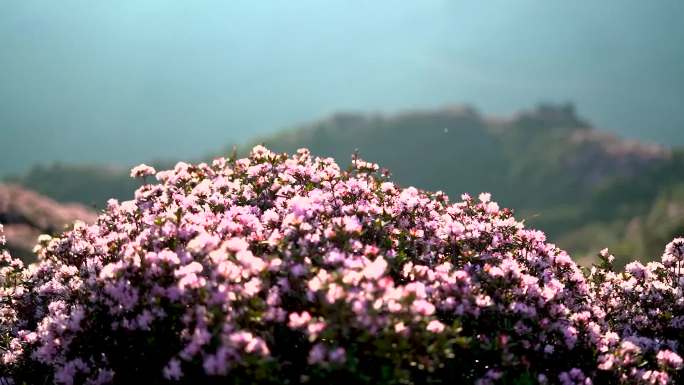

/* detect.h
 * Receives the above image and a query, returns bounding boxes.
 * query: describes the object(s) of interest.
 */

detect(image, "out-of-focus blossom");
[129,164,156,178]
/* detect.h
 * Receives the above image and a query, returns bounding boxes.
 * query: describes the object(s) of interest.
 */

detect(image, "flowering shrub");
[587,245,684,384]
[0,146,683,384]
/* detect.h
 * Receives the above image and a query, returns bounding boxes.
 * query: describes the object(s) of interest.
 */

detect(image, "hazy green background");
[2,0,683,176]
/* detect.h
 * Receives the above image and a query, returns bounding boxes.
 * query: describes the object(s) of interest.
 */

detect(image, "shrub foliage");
[1,146,683,384]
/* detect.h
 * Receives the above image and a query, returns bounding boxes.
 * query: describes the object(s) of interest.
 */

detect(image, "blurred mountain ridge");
[255,103,669,207]
[0,184,97,260]
[4,103,683,264]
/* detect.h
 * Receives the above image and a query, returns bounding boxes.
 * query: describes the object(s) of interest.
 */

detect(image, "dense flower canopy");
[1,146,683,385]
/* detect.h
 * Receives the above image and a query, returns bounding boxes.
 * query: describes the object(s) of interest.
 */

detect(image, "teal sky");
[1,1,683,176]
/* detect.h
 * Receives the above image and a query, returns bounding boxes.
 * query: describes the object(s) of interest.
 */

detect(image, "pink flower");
[225,237,249,252]
[307,321,326,338]
[426,320,445,333]
[597,354,615,370]
[290,196,313,218]
[175,261,203,277]
[245,337,270,356]
[163,358,183,380]
[363,257,387,280]
[478,192,491,203]
[657,350,683,370]
[130,164,156,178]
[665,238,684,260]
[411,299,436,316]
[343,216,362,233]
[288,311,312,329]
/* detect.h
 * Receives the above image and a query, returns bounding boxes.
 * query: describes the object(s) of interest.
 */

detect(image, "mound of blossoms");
[1,146,683,385]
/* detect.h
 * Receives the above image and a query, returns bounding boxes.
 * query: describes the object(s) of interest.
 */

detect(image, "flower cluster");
[129,164,156,179]
[0,146,683,384]
[586,245,684,384]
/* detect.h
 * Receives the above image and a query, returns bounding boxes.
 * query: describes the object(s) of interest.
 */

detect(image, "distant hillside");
[6,104,683,263]
[563,151,684,264]
[252,104,680,261]
[256,104,669,213]
[6,164,145,209]
[0,184,97,261]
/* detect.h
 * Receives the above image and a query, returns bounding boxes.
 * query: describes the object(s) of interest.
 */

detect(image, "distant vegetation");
[251,104,684,265]
[0,184,97,260]
[6,164,144,209]
[6,104,684,265]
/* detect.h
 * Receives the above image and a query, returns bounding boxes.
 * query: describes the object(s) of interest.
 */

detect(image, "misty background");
[2,0,683,177]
